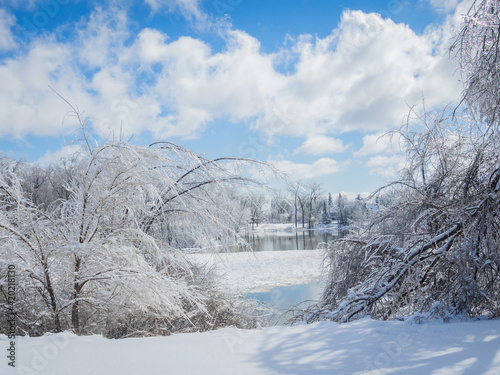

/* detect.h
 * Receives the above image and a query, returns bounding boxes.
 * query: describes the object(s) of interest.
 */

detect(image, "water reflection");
[245,279,325,325]
[241,231,339,252]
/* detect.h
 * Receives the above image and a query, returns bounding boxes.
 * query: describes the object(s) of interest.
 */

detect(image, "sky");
[0,0,472,196]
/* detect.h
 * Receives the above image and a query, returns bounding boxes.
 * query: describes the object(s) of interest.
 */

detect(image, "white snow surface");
[189,249,325,294]
[3,318,500,374]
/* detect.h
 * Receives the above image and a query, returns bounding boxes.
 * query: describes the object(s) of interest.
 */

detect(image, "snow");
[4,228,497,374]
[189,249,325,294]
[251,223,297,234]
[2,318,500,374]
[251,222,340,234]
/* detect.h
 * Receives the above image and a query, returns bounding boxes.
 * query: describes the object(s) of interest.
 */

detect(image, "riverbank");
[189,249,325,294]
[251,222,341,234]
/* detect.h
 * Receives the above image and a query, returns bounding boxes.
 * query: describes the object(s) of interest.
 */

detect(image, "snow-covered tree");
[290,181,322,229]
[297,0,500,323]
[300,107,500,323]
[248,192,267,229]
[268,192,293,224]
[0,139,272,337]
[451,0,500,125]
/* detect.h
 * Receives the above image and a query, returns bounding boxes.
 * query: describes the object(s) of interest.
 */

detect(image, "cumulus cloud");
[366,154,406,177]
[294,135,349,155]
[355,132,401,156]
[0,37,88,138]
[253,10,462,137]
[0,5,464,143]
[270,158,344,179]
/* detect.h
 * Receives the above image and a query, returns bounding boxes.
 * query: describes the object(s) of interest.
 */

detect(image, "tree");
[451,0,500,125]
[268,192,293,224]
[0,161,65,333]
[300,107,500,323]
[291,181,322,229]
[0,139,273,337]
[305,182,322,229]
[290,184,302,228]
[336,193,347,226]
[249,192,267,229]
[321,201,331,224]
[297,0,500,323]
[350,194,368,221]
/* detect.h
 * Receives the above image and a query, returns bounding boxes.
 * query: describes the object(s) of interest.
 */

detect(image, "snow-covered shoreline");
[250,222,341,234]
[3,317,499,374]
[189,249,326,294]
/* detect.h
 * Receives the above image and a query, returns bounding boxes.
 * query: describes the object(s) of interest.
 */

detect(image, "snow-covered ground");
[3,246,499,374]
[3,317,499,374]
[189,249,325,294]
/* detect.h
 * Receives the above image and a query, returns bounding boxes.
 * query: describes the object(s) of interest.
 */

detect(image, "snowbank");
[3,318,499,374]
[189,249,325,294]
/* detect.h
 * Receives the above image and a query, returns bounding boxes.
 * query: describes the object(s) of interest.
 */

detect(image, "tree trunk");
[71,256,82,333]
[41,251,62,332]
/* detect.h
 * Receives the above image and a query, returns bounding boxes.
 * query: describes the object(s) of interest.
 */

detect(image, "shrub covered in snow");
[299,0,500,324]
[0,140,271,337]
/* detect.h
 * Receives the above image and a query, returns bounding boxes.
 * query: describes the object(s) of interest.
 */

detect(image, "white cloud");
[143,0,208,26]
[425,0,460,13]
[270,158,343,179]
[0,6,465,143]
[355,132,401,156]
[0,9,15,51]
[252,10,462,137]
[355,131,405,177]
[294,135,349,155]
[37,144,84,166]
[0,37,88,138]
[366,154,405,177]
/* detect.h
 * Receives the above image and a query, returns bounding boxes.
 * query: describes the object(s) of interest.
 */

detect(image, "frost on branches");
[0,141,269,337]
[300,0,500,324]
[451,0,500,124]
[303,111,500,323]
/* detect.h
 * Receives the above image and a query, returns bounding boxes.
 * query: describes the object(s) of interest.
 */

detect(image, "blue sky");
[0,0,470,196]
